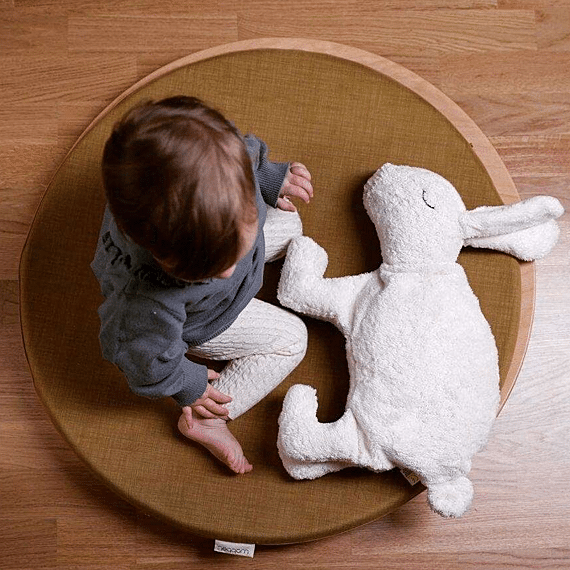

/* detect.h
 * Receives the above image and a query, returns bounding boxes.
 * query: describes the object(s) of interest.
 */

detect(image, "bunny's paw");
[285,236,328,277]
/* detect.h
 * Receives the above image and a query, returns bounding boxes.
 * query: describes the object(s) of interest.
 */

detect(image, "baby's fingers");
[202,398,230,417]
[207,369,220,381]
[192,404,218,419]
[204,383,232,404]
[290,162,312,181]
[289,176,313,200]
[277,196,297,212]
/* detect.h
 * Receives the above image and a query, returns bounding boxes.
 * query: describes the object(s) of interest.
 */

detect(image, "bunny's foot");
[277,384,360,470]
[427,476,473,518]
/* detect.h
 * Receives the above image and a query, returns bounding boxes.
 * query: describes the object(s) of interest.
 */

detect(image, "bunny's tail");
[427,476,474,518]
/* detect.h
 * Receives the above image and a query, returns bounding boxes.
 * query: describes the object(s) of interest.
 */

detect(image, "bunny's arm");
[277,236,372,335]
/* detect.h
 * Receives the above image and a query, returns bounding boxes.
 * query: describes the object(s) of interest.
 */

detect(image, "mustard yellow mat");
[20,40,532,544]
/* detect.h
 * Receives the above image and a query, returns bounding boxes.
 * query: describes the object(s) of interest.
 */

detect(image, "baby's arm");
[244,134,289,206]
[278,236,371,335]
[108,295,229,413]
[243,135,314,211]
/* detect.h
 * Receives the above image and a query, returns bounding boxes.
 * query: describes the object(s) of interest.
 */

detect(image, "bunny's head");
[363,164,564,268]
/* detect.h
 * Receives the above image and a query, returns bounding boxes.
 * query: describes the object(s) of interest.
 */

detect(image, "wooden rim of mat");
[29,38,534,410]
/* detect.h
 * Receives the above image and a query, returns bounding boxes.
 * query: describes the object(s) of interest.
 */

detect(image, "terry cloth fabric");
[277,164,562,518]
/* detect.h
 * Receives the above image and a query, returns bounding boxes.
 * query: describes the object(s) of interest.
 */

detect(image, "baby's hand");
[278,162,313,212]
[182,370,231,426]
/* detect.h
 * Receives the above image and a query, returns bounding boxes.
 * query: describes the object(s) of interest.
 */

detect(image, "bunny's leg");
[279,455,354,480]
[277,385,361,477]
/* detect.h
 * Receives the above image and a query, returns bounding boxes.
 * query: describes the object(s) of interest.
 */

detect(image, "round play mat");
[20,39,533,544]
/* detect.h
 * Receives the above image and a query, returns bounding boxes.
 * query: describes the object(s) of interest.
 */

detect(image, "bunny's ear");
[460,196,564,261]
[464,220,560,261]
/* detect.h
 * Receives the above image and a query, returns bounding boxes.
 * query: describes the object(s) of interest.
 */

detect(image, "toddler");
[91,96,313,473]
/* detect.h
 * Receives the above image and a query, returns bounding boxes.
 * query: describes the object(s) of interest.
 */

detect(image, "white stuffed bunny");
[277,163,564,518]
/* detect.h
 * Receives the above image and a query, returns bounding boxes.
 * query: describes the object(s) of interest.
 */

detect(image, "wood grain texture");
[1,1,569,568]
[68,15,238,53]
[237,9,537,55]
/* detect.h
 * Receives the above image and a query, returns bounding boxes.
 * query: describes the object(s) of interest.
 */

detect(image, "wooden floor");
[2,0,570,568]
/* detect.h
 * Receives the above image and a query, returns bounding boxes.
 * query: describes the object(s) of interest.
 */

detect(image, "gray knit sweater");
[91,135,289,407]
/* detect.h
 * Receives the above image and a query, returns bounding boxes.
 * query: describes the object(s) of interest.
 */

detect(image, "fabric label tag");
[400,467,421,485]
[214,540,256,558]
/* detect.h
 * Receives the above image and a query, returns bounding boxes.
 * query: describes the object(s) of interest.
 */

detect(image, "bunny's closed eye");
[422,189,436,209]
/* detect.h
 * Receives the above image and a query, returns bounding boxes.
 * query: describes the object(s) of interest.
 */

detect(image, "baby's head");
[102,96,258,281]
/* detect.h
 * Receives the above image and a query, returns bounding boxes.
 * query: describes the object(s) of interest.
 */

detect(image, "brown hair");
[102,96,257,281]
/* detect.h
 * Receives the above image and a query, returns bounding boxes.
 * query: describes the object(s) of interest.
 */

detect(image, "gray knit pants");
[187,207,308,419]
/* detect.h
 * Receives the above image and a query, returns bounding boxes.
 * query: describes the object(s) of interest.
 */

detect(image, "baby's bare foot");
[178,412,253,474]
